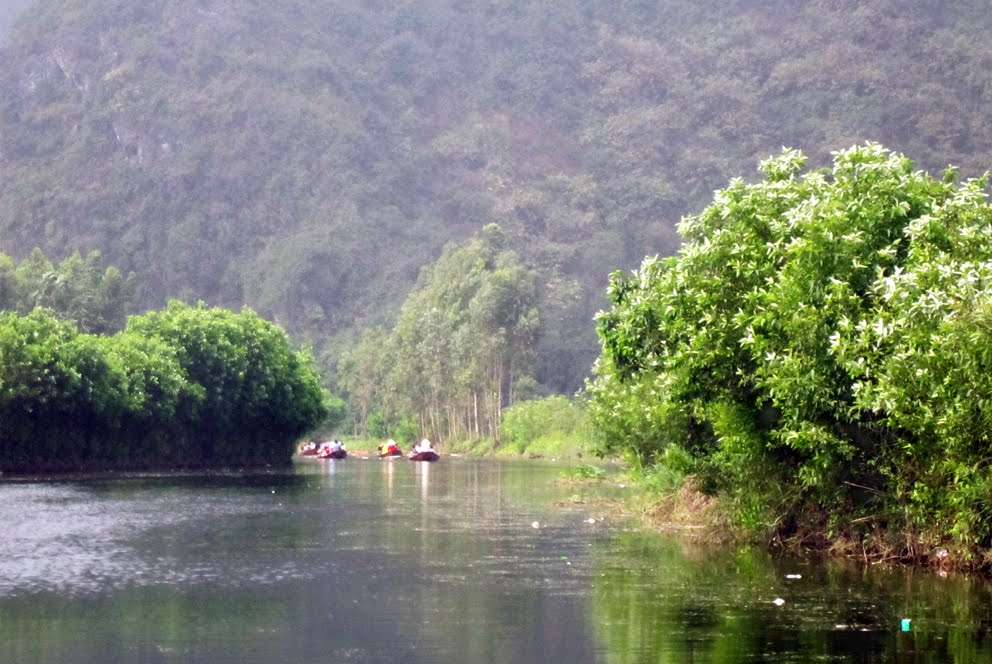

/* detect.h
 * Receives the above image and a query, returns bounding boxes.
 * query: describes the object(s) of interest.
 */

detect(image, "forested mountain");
[1,0,991,393]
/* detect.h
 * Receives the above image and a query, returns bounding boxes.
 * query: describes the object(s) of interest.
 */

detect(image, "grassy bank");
[599,470,989,577]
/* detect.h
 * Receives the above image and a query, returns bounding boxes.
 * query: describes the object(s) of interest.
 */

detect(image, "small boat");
[315,440,347,459]
[317,448,347,459]
[409,450,440,462]
[377,439,403,457]
[378,449,403,458]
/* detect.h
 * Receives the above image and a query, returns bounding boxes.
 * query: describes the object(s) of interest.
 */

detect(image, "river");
[0,457,989,663]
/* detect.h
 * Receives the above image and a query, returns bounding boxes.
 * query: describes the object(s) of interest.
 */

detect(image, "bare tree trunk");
[507,358,514,407]
[495,362,503,444]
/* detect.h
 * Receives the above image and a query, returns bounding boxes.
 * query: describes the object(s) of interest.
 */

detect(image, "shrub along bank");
[588,144,992,571]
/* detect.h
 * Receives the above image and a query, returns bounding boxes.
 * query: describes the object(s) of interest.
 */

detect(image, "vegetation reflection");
[591,531,992,662]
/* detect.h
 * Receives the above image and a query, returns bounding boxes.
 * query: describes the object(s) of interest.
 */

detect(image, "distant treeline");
[0,301,329,473]
[1,248,135,334]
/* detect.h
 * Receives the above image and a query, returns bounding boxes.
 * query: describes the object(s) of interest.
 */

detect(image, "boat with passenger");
[316,440,347,459]
[378,439,403,458]
[409,438,439,462]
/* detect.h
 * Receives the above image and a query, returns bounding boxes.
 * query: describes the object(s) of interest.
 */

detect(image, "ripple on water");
[0,481,315,597]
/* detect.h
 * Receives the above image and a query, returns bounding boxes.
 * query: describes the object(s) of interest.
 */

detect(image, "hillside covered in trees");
[1,0,992,395]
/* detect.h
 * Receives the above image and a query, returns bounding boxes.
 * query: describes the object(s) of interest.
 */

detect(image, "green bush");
[499,395,594,457]
[589,143,992,556]
[0,301,330,472]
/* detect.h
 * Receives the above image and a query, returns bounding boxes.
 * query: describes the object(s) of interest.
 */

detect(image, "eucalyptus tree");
[590,143,992,558]
[369,224,540,443]
[335,327,391,437]
[0,254,16,310]
[32,251,135,334]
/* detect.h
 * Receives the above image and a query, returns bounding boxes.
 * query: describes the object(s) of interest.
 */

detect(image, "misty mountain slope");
[0,0,990,391]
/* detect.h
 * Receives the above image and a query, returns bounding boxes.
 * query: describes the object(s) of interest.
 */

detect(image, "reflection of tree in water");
[672,601,719,661]
[590,531,992,662]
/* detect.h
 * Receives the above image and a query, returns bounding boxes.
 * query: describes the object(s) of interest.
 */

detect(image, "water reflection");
[1,461,991,663]
[591,531,992,663]
[415,458,430,501]
[383,456,395,499]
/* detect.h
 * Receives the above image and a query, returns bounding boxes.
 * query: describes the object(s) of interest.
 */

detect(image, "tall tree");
[342,224,540,443]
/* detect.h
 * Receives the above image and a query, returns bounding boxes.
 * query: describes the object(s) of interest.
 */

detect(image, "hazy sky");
[0,0,34,44]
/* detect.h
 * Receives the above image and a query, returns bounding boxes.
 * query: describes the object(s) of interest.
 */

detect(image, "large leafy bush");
[590,143,992,554]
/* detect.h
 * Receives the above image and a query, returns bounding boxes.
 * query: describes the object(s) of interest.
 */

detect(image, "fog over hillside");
[0,0,33,42]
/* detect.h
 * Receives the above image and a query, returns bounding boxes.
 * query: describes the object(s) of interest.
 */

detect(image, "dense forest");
[0,247,134,333]
[0,246,329,472]
[2,0,992,398]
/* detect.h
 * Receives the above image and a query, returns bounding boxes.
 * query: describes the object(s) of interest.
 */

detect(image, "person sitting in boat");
[379,439,401,456]
[329,439,345,453]
[414,438,434,454]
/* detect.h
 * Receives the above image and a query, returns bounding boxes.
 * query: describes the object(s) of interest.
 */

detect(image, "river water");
[0,457,990,663]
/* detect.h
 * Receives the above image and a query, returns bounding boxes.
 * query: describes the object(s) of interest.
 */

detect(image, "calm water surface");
[1,457,990,663]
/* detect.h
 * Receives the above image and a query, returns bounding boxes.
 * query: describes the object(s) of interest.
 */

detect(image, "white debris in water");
[531,521,540,529]
[586,518,596,524]
[772,597,786,606]
[785,573,802,579]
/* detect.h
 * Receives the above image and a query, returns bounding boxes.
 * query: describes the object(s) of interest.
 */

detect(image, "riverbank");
[306,439,988,575]
[317,436,589,460]
[583,470,991,578]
